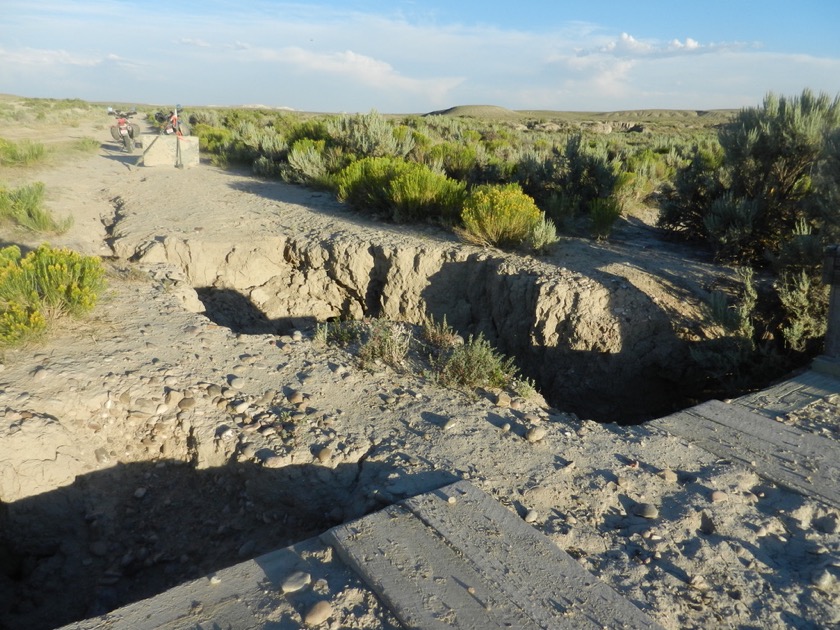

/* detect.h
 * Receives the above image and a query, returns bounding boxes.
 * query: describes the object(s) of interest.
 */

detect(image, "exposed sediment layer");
[109,175,690,421]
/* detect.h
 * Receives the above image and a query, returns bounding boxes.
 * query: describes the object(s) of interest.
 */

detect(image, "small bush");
[0,137,47,166]
[335,156,411,215]
[589,197,622,241]
[437,333,518,390]
[776,270,829,351]
[313,320,362,347]
[422,315,461,350]
[74,137,100,152]
[285,138,329,185]
[388,164,467,224]
[525,214,559,253]
[460,183,542,247]
[358,319,411,369]
[327,110,414,159]
[0,182,73,233]
[0,245,105,346]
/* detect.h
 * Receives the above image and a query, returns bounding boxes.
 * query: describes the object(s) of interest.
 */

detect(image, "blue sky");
[2,0,839,113]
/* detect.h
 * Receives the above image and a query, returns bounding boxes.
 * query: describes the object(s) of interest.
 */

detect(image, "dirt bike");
[108,107,139,152]
[154,108,190,136]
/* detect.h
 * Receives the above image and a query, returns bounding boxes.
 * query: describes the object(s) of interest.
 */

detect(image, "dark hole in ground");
[195,286,813,427]
[0,459,455,630]
[195,287,317,337]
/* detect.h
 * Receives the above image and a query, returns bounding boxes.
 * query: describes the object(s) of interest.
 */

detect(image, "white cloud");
[0,46,101,67]
[0,2,837,111]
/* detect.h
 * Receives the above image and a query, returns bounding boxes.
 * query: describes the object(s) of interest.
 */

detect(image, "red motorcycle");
[108,107,139,152]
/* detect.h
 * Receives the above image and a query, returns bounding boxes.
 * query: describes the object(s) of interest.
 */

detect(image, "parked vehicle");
[108,107,139,152]
[154,106,190,136]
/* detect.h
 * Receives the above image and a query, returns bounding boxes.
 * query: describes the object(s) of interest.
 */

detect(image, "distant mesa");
[424,105,518,118]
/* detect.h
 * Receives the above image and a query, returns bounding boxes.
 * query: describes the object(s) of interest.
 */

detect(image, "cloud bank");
[0,1,837,112]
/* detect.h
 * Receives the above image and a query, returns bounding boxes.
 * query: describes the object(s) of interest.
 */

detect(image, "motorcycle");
[108,107,139,152]
[154,106,190,136]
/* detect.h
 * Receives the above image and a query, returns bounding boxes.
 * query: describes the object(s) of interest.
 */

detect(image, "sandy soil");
[1,111,839,630]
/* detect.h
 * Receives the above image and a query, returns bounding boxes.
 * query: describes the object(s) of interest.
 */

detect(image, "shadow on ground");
[0,458,456,630]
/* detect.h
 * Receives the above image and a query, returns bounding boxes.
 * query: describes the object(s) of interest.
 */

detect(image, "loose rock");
[526,426,547,443]
[632,503,659,519]
[281,570,312,594]
[304,600,333,626]
[710,490,727,503]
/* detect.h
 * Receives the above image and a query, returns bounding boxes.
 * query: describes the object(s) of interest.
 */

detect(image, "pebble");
[710,490,727,503]
[495,392,511,408]
[660,469,678,484]
[317,447,333,463]
[178,397,196,411]
[304,600,332,626]
[229,376,245,390]
[689,575,710,591]
[287,390,304,405]
[281,570,312,593]
[632,503,659,519]
[443,418,458,431]
[134,487,147,499]
[526,426,546,443]
[524,509,538,523]
[812,569,835,590]
[501,422,511,433]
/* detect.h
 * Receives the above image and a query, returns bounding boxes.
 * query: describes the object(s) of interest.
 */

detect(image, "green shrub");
[776,270,829,351]
[437,333,518,390]
[428,141,482,181]
[460,183,542,247]
[421,315,461,350]
[0,182,73,233]
[525,214,560,253]
[0,245,105,346]
[313,319,362,347]
[335,156,411,215]
[589,197,622,241]
[358,319,411,369]
[74,137,100,152]
[388,164,467,224]
[285,138,329,185]
[658,142,726,237]
[703,194,759,262]
[0,137,47,166]
[327,110,414,159]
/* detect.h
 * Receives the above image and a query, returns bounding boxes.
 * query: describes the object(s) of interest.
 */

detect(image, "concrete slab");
[649,398,840,509]
[324,480,664,629]
[140,134,199,168]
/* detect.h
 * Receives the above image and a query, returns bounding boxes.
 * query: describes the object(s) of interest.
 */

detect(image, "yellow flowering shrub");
[461,183,542,247]
[0,244,105,346]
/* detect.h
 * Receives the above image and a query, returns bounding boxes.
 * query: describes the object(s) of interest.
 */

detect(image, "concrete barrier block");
[140,134,199,168]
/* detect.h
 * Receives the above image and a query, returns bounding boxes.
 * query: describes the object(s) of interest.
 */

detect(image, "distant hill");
[424,104,738,130]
